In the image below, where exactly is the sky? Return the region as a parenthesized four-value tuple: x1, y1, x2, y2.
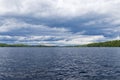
(0, 0, 120, 45)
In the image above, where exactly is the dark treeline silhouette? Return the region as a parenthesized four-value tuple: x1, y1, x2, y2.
(0, 43, 56, 47)
(83, 40, 120, 47)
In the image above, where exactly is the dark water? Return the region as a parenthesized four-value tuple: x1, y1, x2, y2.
(0, 48, 120, 80)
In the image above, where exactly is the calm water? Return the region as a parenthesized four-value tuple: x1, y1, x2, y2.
(0, 47, 120, 80)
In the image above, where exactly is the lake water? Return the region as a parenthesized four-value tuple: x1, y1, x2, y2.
(0, 47, 120, 80)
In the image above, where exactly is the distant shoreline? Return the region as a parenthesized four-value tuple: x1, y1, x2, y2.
(76, 40, 120, 47)
(0, 40, 120, 47)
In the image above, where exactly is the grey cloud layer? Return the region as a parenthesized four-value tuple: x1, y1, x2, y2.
(0, 18, 105, 45)
(0, 0, 120, 45)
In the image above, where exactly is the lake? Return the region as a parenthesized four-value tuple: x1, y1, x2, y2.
(0, 47, 120, 80)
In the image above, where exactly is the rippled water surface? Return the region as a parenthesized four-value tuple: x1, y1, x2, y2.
(0, 47, 120, 80)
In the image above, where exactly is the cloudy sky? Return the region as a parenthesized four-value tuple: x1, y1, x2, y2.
(0, 0, 120, 45)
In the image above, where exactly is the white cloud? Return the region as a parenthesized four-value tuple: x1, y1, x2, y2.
(0, 35, 105, 46)
(0, 18, 69, 33)
(53, 35, 105, 45)
(0, 18, 27, 32)
(0, 0, 120, 19)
